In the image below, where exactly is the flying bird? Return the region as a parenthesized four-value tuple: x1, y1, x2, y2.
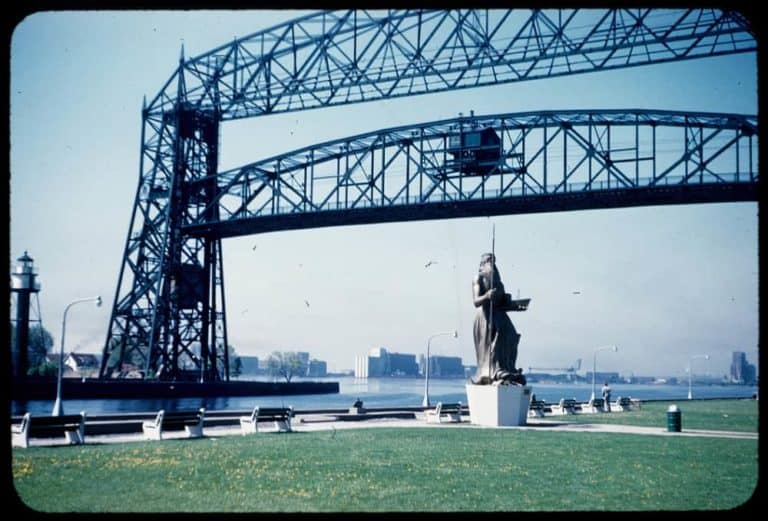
(304, 300, 311, 308)
(252, 244, 258, 250)
(572, 291, 581, 295)
(425, 260, 438, 268)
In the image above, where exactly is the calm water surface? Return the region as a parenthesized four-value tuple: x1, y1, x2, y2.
(10, 376, 758, 416)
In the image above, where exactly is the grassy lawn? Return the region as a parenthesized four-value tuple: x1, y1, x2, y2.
(544, 399, 758, 432)
(11, 399, 758, 513)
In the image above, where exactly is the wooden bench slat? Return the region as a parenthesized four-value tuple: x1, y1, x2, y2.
(23, 415, 83, 426)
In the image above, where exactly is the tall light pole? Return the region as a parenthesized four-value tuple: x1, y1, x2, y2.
(52, 296, 102, 416)
(687, 354, 710, 400)
(423, 330, 458, 407)
(591, 345, 618, 400)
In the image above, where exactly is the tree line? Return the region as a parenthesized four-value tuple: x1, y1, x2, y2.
(11, 322, 307, 383)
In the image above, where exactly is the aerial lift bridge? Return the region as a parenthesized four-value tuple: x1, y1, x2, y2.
(98, 9, 757, 381)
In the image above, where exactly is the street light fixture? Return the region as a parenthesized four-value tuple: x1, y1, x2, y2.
(52, 296, 102, 416)
(687, 354, 710, 400)
(591, 345, 618, 401)
(422, 330, 458, 407)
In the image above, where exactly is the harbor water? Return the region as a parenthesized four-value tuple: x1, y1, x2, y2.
(10, 376, 758, 416)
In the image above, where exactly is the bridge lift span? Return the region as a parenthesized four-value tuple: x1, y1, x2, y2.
(98, 8, 757, 381)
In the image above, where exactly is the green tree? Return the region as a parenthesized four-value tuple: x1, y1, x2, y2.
(9, 322, 56, 375)
(267, 351, 305, 383)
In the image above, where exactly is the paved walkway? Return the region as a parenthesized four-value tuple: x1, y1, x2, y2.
(18, 413, 758, 447)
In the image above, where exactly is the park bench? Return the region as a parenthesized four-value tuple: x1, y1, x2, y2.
(11, 412, 87, 448)
(425, 402, 463, 424)
(239, 406, 294, 434)
(551, 398, 579, 415)
(581, 397, 605, 413)
(142, 408, 205, 440)
(527, 399, 549, 418)
(613, 396, 633, 412)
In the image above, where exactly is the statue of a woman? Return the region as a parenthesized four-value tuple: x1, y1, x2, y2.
(471, 253, 525, 385)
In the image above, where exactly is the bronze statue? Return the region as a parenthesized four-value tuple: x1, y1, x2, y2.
(471, 253, 528, 385)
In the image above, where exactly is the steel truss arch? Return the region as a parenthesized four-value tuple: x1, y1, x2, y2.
(149, 8, 755, 120)
(100, 8, 757, 380)
(183, 109, 758, 237)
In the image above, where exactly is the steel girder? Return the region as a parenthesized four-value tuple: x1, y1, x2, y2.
(182, 109, 758, 237)
(100, 8, 756, 380)
(148, 9, 754, 120)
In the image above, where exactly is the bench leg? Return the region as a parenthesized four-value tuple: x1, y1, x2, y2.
(240, 420, 256, 435)
(11, 431, 29, 449)
(65, 430, 83, 445)
(185, 425, 203, 438)
(143, 426, 162, 440)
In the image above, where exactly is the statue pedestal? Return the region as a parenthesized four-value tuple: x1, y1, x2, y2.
(465, 384, 533, 426)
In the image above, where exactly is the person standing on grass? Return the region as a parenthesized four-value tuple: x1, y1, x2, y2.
(602, 382, 612, 412)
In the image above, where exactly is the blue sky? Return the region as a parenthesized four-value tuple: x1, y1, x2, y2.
(9, 10, 758, 377)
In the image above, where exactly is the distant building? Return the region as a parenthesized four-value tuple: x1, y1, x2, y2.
(526, 372, 582, 384)
(730, 351, 757, 384)
(622, 375, 656, 384)
(65, 353, 100, 376)
(388, 352, 419, 376)
(296, 351, 310, 366)
(355, 347, 419, 378)
(649, 376, 679, 385)
(355, 354, 383, 378)
(238, 356, 261, 375)
(307, 359, 327, 377)
(419, 354, 464, 378)
(585, 371, 620, 384)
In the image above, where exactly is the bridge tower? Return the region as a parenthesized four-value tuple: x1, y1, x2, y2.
(99, 54, 229, 381)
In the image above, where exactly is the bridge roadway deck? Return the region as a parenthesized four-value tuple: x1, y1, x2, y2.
(14, 409, 757, 447)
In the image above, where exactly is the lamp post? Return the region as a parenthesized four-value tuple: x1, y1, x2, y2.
(591, 345, 618, 401)
(422, 330, 458, 407)
(52, 296, 102, 416)
(687, 354, 710, 400)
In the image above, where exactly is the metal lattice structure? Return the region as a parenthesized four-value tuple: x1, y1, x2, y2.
(183, 109, 758, 237)
(100, 9, 757, 381)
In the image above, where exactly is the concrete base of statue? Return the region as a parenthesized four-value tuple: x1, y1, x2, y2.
(465, 383, 533, 426)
